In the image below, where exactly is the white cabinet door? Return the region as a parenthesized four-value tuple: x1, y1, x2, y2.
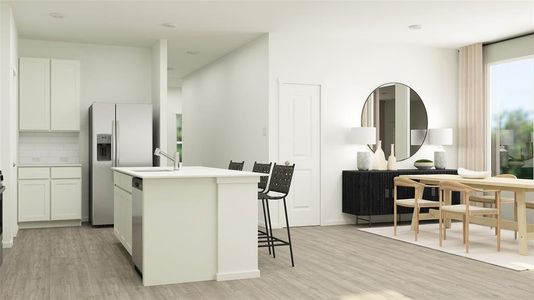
(113, 186, 132, 255)
(18, 180, 51, 222)
(51, 59, 80, 131)
(19, 58, 50, 131)
(114, 186, 123, 240)
(123, 191, 132, 254)
(51, 179, 81, 220)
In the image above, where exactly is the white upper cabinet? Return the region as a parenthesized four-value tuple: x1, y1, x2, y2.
(19, 58, 51, 131)
(19, 57, 80, 132)
(51, 59, 80, 131)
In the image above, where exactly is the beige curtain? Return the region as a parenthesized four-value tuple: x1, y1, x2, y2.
(458, 43, 486, 171)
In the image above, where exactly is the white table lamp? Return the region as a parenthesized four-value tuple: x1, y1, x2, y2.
(428, 128, 453, 169)
(350, 127, 376, 170)
(411, 129, 427, 145)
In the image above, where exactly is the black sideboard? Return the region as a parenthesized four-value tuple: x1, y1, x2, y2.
(342, 169, 458, 224)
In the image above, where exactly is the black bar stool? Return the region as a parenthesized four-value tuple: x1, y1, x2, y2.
(228, 160, 245, 171)
(258, 163, 296, 267)
(252, 162, 273, 255)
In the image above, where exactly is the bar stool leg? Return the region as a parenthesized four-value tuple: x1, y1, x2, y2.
(261, 199, 272, 255)
(265, 199, 276, 258)
(283, 197, 295, 267)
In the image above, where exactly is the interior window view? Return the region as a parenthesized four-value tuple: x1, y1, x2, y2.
(490, 57, 534, 179)
(1, 1, 534, 299)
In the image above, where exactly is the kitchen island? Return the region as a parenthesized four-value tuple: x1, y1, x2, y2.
(112, 166, 262, 286)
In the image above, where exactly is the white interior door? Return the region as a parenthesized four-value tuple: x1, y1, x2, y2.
(278, 83, 321, 226)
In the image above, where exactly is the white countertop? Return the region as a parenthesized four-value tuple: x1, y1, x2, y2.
(18, 163, 82, 167)
(112, 166, 265, 179)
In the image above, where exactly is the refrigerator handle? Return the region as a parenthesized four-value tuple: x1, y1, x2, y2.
(111, 120, 116, 167)
(116, 121, 120, 166)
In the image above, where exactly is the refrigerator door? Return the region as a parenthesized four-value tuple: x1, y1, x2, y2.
(116, 104, 153, 167)
(90, 103, 116, 226)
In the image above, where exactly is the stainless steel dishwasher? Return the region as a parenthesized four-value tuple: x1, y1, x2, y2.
(132, 177, 143, 275)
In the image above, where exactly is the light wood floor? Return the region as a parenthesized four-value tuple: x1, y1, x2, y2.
(1, 224, 534, 300)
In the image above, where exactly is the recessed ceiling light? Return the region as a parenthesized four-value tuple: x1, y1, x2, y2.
(186, 51, 199, 55)
(408, 24, 422, 30)
(49, 12, 65, 19)
(161, 22, 177, 29)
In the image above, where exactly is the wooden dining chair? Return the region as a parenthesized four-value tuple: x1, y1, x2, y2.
(393, 177, 440, 241)
(439, 181, 501, 253)
(470, 174, 517, 238)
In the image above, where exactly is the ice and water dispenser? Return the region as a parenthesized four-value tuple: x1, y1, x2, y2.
(97, 134, 112, 161)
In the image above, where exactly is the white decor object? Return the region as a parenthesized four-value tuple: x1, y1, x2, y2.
(387, 144, 397, 170)
(457, 168, 491, 179)
(350, 127, 376, 170)
(414, 161, 434, 170)
(372, 140, 387, 170)
(429, 128, 453, 169)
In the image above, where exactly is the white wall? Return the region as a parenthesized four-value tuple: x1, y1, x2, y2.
(182, 35, 269, 169)
(151, 40, 168, 166)
(0, 3, 19, 247)
(268, 33, 458, 226)
(167, 88, 182, 157)
(18, 39, 152, 220)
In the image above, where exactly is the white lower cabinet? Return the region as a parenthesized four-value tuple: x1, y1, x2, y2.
(18, 180, 51, 222)
(18, 166, 82, 227)
(51, 179, 82, 220)
(114, 180, 132, 255)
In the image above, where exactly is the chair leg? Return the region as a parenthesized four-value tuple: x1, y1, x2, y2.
(514, 201, 518, 240)
(393, 203, 397, 236)
(439, 209, 443, 247)
(463, 215, 466, 244)
(414, 207, 419, 241)
(465, 215, 470, 254)
(283, 197, 295, 267)
(261, 199, 272, 255)
(265, 199, 275, 258)
(497, 212, 501, 252)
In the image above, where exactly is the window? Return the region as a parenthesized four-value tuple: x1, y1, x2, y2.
(489, 56, 534, 179)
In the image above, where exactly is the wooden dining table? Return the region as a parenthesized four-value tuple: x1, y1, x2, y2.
(400, 174, 534, 255)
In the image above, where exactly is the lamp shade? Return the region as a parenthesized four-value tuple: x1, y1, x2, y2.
(411, 129, 427, 145)
(500, 129, 514, 146)
(350, 127, 376, 145)
(428, 128, 453, 146)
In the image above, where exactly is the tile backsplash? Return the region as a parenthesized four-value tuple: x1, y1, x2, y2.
(19, 132, 80, 164)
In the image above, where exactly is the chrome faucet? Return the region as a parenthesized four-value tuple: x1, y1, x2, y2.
(154, 148, 180, 170)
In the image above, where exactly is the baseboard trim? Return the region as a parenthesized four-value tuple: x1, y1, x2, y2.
(19, 220, 81, 229)
(216, 269, 260, 281)
(2, 238, 14, 248)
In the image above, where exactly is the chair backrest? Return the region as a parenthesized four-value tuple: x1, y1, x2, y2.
(496, 174, 517, 179)
(252, 161, 272, 190)
(394, 177, 425, 189)
(228, 160, 245, 171)
(439, 181, 478, 194)
(267, 163, 295, 195)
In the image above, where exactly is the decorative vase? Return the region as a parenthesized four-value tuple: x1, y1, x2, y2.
(372, 140, 387, 170)
(434, 150, 446, 169)
(357, 151, 372, 170)
(387, 144, 397, 170)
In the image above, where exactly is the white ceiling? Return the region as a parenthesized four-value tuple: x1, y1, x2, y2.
(8, 1, 534, 81)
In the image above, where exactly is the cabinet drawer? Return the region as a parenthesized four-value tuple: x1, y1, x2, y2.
(18, 167, 50, 179)
(51, 167, 81, 179)
(113, 171, 132, 193)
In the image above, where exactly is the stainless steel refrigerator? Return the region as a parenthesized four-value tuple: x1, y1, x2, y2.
(89, 103, 153, 226)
